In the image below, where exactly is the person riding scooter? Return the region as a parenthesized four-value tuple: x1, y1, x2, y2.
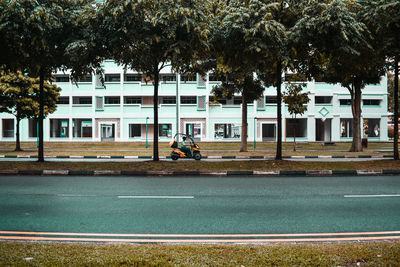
(180, 136, 192, 156)
(169, 133, 201, 160)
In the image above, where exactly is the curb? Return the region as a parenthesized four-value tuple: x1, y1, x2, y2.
(0, 169, 398, 177)
(0, 155, 394, 160)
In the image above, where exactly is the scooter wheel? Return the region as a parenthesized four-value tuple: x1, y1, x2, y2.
(194, 153, 201, 160)
(171, 154, 179, 161)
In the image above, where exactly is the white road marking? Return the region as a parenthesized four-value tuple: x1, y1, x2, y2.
(117, 196, 194, 199)
(344, 194, 400, 198)
(56, 194, 96, 197)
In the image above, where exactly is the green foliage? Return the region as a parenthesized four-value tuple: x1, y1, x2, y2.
(0, 0, 96, 78)
(366, 0, 400, 60)
(292, 0, 386, 89)
(103, 0, 210, 75)
(212, 73, 264, 103)
(0, 71, 60, 119)
(283, 83, 310, 118)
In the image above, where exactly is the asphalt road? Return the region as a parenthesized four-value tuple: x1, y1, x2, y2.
(0, 175, 399, 242)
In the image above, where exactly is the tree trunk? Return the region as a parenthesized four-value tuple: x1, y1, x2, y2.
(15, 117, 22, 151)
(349, 79, 363, 152)
(153, 63, 159, 161)
(276, 61, 282, 160)
(38, 67, 45, 162)
(394, 57, 399, 160)
(240, 91, 248, 152)
(293, 116, 296, 152)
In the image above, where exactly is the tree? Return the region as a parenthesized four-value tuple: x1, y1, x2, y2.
(293, 0, 386, 152)
(283, 82, 310, 151)
(0, 0, 96, 161)
(212, 73, 264, 152)
(214, 0, 293, 159)
(0, 71, 60, 151)
(388, 72, 400, 114)
(368, 0, 400, 159)
(102, 0, 210, 161)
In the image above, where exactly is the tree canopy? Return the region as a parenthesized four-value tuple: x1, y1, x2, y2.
(0, 71, 60, 151)
(102, 0, 210, 160)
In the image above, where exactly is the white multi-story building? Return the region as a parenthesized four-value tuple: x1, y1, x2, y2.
(0, 60, 390, 143)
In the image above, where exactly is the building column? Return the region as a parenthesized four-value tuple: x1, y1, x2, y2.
(331, 115, 341, 142)
(307, 115, 316, 142)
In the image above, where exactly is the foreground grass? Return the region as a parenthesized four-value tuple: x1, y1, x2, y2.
(1, 241, 400, 266)
(0, 160, 399, 171)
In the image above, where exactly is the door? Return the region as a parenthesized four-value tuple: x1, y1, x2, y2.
(186, 123, 201, 142)
(262, 124, 276, 141)
(101, 124, 115, 142)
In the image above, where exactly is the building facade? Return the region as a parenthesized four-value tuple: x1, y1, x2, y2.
(0, 60, 390, 143)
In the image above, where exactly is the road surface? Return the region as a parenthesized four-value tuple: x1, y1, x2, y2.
(0, 175, 399, 243)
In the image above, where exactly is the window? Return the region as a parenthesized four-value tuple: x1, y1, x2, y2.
(315, 96, 332, 104)
(55, 75, 69, 83)
(95, 96, 103, 110)
(265, 96, 277, 104)
(180, 75, 196, 82)
(161, 74, 176, 82)
(2, 119, 14, 138)
(181, 96, 197, 104)
(363, 99, 381, 106)
(78, 75, 92, 83)
(50, 119, 69, 138)
(364, 119, 380, 137)
(340, 119, 353, 137)
(160, 96, 176, 104)
(233, 96, 242, 105)
(105, 74, 120, 82)
(73, 119, 92, 138)
(73, 97, 92, 105)
(257, 97, 265, 110)
(214, 124, 241, 139)
(340, 99, 351, 106)
(104, 96, 120, 105)
(286, 119, 307, 137)
(129, 124, 141, 137)
(28, 119, 38, 138)
(124, 96, 142, 104)
(95, 74, 103, 88)
(159, 124, 172, 137)
(125, 74, 142, 82)
(56, 96, 69, 105)
(197, 96, 206, 110)
(197, 74, 206, 87)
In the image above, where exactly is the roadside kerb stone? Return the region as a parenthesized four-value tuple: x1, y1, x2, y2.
(18, 170, 43, 175)
(382, 169, 400, 175)
(147, 171, 174, 176)
(227, 171, 253, 176)
(68, 170, 94, 176)
(0, 170, 18, 175)
(173, 171, 201, 176)
(17, 155, 30, 158)
(70, 156, 84, 159)
(357, 170, 382, 175)
(43, 170, 69, 175)
(306, 170, 333, 176)
(280, 170, 307, 176)
(94, 170, 121, 176)
(120, 170, 147, 176)
(199, 171, 227, 176)
(253, 170, 280, 176)
(332, 170, 358, 175)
